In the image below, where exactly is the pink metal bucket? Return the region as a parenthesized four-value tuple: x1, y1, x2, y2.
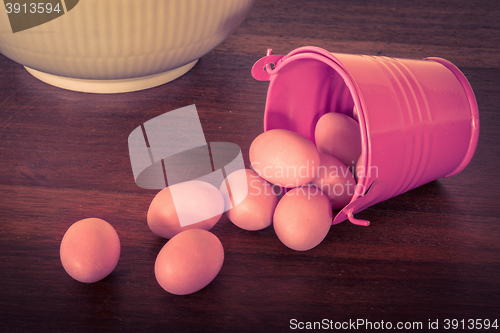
(251, 46, 479, 226)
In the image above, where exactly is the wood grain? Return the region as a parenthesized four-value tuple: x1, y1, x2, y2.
(1, 0, 499, 332)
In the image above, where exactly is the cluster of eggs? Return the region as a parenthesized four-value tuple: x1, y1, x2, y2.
(60, 110, 362, 295)
(247, 110, 362, 250)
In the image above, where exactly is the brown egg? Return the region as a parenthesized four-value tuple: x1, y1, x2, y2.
(315, 112, 361, 169)
(60, 218, 120, 283)
(273, 186, 332, 251)
(249, 129, 320, 188)
(220, 169, 279, 231)
(147, 180, 224, 239)
(311, 153, 356, 209)
(155, 229, 224, 295)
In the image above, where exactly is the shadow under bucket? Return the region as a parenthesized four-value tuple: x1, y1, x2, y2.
(251, 46, 479, 226)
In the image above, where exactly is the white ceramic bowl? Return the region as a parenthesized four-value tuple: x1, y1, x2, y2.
(0, 0, 255, 93)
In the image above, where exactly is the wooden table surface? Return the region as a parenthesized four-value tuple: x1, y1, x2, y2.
(1, 0, 499, 332)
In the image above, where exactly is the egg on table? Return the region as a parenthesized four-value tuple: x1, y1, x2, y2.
(60, 218, 120, 283)
(220, 168, 279, 231)
(273, 186, 333, 251)
(147, 180, 225, 239)
(249, 129, 320, 188)
(155, 229, 224, 295)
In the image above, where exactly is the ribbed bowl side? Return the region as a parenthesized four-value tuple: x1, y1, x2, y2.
(0, 0, 255, 79)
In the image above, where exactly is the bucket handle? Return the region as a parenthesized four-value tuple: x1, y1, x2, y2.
(251, 47, 347, 81)
(251, 49, 284, 81)
(333, 180, 388, 226)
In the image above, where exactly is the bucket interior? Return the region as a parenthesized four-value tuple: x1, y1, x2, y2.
(264, 57, 357, 144)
